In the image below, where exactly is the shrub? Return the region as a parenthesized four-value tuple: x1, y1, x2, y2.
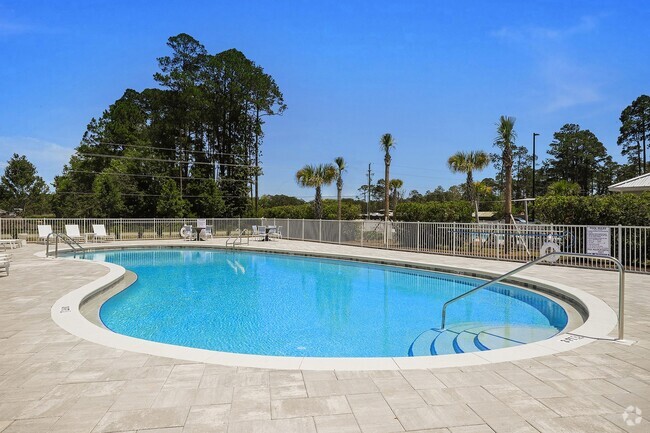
(395, 201, 473, 222)
(535, 193, 650, 225)
(260, 202, 361, 220)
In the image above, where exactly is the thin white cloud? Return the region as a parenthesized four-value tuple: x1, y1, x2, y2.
(492, 16, 597, 42)
(0, 137, 74, 186)
(492, 16, 603, 112)
(0, 17, 36, 36)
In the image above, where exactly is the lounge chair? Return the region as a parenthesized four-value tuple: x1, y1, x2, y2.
(251, 225, 264, 241)
(65, 225, 85, 243)
(37, 225, 53, 243)
(0, 253, 11, 275)
(0, 239, 19, 250)
(91, 224, 115, 242)
(257, 226, 267, 241)
(267, 225, 282, 240)
(200, 225, 214, 241)
(180, 225, 196, 241)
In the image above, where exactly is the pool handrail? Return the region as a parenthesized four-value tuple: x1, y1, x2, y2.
(226, 229, 250, 248)
(45, 232, 85, 258)
(440, 252, 625, 340)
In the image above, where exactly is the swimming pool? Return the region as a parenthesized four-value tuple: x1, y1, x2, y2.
(86, 248, 568, 358)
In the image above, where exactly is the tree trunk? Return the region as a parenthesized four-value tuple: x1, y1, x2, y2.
(643, 136, 648, 173)
(384, 159, 390, 221)
(337, 185, 342, 220)
(466, 171, 478, 223)
(392, 189, 398, 218)
(314, 186, 322, 219)
(504, 163, 513, 254)
(254, 108, 260, 216)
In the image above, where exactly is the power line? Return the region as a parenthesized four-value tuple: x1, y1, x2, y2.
(99, 142, 250, 159)
(78, 153, 256, 169)
(68, 170, 250, 183)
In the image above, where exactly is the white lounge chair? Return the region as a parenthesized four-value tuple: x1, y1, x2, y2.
(251, 225, 263, 241)
(37, 225, 53, 243)
(0, 239, 19, 250)
(268, 225, 282, 240)
(180, 225, 196, 241)
(65, 225, 84, 243)
(92, 224, 115, 242)
(257, 226, 267, 241)
(200, 225, 214, 241)
(0, 253, 11, 275)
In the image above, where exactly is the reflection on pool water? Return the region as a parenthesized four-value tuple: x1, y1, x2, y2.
(82, 249, 568, 358)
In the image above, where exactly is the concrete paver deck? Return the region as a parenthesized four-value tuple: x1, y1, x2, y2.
(0, 240, 648, 432)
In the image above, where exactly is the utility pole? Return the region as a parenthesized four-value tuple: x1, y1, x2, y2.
(532, 133, 539, 221)
(366, 163, 372, 220)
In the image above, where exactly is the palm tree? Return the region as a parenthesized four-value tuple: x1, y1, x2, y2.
(389, 178, 403, 217)
(295, 163, 337, 219)
(334, 157, 346, 220)
(380, 133, 395, 221)
(494, 116, 517, 225)
(447, 150, 490, 222)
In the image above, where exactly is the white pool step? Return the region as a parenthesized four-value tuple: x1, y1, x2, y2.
(408, 329, 442, 356)
(408, 323, 559, 356)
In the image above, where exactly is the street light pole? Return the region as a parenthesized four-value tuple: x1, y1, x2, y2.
(532, 133, 539, 221)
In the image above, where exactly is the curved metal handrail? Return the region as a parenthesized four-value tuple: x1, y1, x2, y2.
(440, 252, 625, 340)
(46, 232, 85, 258)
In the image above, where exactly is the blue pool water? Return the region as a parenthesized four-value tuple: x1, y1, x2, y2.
(84, 249, 568, 357)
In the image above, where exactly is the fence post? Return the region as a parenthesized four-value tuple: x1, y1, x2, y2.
(238, 218, 241, 233)
(338, 220, 341, 244)
(452, 222, 456, 256)
(618, 224, 622, 263)
(319, 219, 322, 243)
(417, 222, 420, 252)
(360, 221, 364, 247)
(302, 219, 305, 241)
(286, 219, 290, 240)
(120, 218, 123, 241)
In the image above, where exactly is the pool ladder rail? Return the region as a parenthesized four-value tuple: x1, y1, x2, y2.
(440, 252, 626, 341)
(45, 232, 85, 258)
(226, 229, 250, 248)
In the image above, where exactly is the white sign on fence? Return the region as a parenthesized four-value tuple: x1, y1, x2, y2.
(587, 226, 611, 256)
(196, 219, 207, 229)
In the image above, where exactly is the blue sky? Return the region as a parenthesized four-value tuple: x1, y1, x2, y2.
(1, 1, 648, 200)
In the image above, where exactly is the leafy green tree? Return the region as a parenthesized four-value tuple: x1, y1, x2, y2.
(447, 150, 490, 222)
(190, 180, 226, 217)
(0, 154, 50, 215)
(54, 33, 286, 218)
(494, 116, 517, 225)
(380, 133, 395, 221)
(618, 95, 650, 175)
(92, 172, 126, 217)
(258, 194, 305, 208)
(295, 164, 336, 219)
(545, 124, 609, 195)
(334, 157, 346, 220)
(156, 180, 188, 217)
(546, 180, 581, 196)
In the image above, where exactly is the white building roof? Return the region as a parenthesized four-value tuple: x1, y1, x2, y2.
(608, 172, 650, 192)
